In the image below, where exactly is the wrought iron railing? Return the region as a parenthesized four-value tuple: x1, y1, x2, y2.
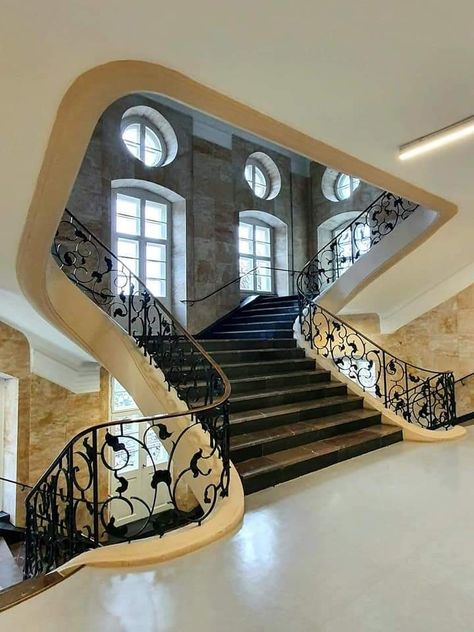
(297, 191, 456, 429)
(182, 265, 301, 306)
(24, 210, 231, 578)
(454, 372, 474, 423)
(297, 191, 419, 300)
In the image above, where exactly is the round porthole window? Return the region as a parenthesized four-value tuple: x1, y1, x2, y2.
(321, 168, 361, 202)
(121, 106, 178, 168)
(244, 153, 281, 200)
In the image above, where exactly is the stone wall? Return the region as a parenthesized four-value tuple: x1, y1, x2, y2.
(369, 283, 474, 418)
(0, 321, 109, 525)
(68, 94, 313, 334)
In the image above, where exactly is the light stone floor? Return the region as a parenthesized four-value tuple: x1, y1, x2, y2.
(3, 430, 474, 631)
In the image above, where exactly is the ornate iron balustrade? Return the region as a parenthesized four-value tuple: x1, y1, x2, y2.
(24, 210, 231, 578)
(298, 303, 455, 429)
(454, 372, 474, 423)
(297, 191, 419, 300)
(296, 190, 455, 429)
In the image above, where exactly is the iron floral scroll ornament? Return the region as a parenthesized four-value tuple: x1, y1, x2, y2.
(24, 210, 231, 578)
(297, 192, 456, 430)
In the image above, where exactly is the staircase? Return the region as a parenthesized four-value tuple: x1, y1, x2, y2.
(200, 295, 402, 494)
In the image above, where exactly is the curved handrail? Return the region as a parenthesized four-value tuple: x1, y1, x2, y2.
(296, 191, 455, 429)
(24, 209, 232, 578)
(181, 265, 301, 305)
(297, 191, 419, 300)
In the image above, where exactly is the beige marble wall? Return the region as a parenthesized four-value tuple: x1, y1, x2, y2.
(369, 283, 474, 418)
(0, 321, 110, 525)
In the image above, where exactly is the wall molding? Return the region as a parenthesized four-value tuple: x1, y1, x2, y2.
(30, 347, 100, 394)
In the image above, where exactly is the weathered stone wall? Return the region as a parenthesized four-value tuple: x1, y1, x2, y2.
(0, 321, 109, 525)
(68, 94, 313, 333)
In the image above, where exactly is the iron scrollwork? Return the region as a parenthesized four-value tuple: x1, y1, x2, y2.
(297, 192, 419, 300)
(297, 191, 456, 430)
(24, 210, 231, 578)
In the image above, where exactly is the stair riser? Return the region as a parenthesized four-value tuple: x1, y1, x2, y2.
(231, 398, 363, 435)
(215, 322, 294, 332)
(200, 339, 296, 351)
(241, 431, 403, 494)
(230, 314, 297, 324)
(231, 415, 381, 462)
(209, 330, 292, 339)
(241, 307, 299, 317)
(222, 360, 316, 379)
(209, 348, 305, 364)
(256, 297, 299, 305)
(230, 371, 330, 395)
(231, 384, 347, 413)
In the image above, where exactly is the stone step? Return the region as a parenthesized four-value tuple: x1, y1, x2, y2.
(209, 329, 292, 339)
(236, 425, 403, 494)
(240, 305, 299, 316)
(186, 369, 329, 399)
(230, 369, 330, 394)
(256, 295, 299, 305)
(214, 321, 294, 332)
(230, 394, 363, 435)
(230, 313, 297, 323)
(219, 358, 316, 379)
(199, 338, 297, 351)
(208, 347, 305, 364)
(231, 409, 382, 462)
(230, 381, 346, 413)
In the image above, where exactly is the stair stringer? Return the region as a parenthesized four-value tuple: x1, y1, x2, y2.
(293, 319, 465, 442)
(15, 257, 244, 568)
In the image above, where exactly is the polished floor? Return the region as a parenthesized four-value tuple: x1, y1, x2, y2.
(3, 430, 474, 631)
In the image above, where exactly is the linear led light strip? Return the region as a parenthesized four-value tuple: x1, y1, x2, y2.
(399, 115, 474, 160)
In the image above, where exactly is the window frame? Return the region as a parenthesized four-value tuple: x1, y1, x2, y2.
(334, 173, 361, 202)
(112, 186, 171, 300)
(331, 219, 371, 279)
(239, 218, 274, 295)
(244, 159, 270, 199)
(121, 115, 167, 168)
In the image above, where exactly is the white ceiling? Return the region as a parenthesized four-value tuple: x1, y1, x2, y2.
(0, 0, 473, 360)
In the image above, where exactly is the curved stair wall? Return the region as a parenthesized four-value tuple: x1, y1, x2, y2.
(17, 211, 244, 578)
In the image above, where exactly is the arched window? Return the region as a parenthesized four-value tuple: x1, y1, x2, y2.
(122, 120, 164, 167)
(239, 219, 273, 293)
(332, 220, 371, 277)
(112, 187, 170, 298)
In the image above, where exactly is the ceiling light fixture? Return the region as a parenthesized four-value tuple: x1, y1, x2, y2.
(399, 115, 474, 160)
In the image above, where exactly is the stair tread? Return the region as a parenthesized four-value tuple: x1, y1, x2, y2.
(235, 426, 401, 477)
(230, 394, 361, 423)
(230, 409, 381, 449)
(215, 328, 293, 333)
(230, 369, 328, 384)
(200, 338, 296, 343)
(230, 381, 341, 403)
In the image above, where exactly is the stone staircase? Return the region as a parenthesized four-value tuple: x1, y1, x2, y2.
(200, 295, 402, 494)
